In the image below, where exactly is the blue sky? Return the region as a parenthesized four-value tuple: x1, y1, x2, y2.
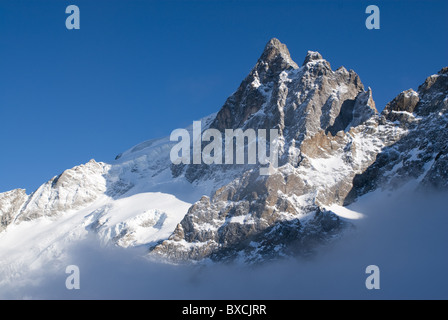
(0, 0, 447, 193)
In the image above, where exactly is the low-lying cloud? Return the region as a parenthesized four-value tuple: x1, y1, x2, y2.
(1, 191, 447, 300)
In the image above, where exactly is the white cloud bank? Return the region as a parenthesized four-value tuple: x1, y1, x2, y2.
(1, 190, 447, 300)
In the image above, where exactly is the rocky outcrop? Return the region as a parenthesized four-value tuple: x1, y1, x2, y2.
(382, 89, 420, 124)
(211, 38, 299, 132)
(345, 67, 448, 203)
(0, 189, 28, 231)
(415, 67, 448, 116)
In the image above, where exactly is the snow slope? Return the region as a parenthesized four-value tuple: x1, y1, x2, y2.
(0, 114, 218, 286)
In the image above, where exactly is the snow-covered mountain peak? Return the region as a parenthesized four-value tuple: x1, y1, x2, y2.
(0, 39, 446, 275)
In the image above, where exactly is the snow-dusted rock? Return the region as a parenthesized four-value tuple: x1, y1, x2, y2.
(0, 39, 446, 269)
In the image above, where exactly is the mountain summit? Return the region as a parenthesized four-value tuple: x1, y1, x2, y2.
(196, 39, 376, 185)
(152, 39, 387, 262)
(257, 37, 299, 73)
(302, 50, 323, 65)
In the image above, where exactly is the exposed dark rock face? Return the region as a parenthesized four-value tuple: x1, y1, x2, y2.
(382, 89, 420, 124)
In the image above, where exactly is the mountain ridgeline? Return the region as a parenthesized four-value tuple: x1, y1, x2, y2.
(0, 39, 447, 266)
(152, 39, 447, 262)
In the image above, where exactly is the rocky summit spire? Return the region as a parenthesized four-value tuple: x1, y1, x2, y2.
(259, 38, 298, 69)
(302, 50, 323, 65)
(210, 38, 300, 131)
(210, 38, 370, 135)
(253, 38, 299, 81)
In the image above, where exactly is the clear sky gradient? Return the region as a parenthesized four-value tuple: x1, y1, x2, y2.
(0, 0, 447, 193)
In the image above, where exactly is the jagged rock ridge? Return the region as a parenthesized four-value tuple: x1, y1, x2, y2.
(151, 39, 410, 263)
(345, 67, 448, 203)
(0, 39, 446, 268)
